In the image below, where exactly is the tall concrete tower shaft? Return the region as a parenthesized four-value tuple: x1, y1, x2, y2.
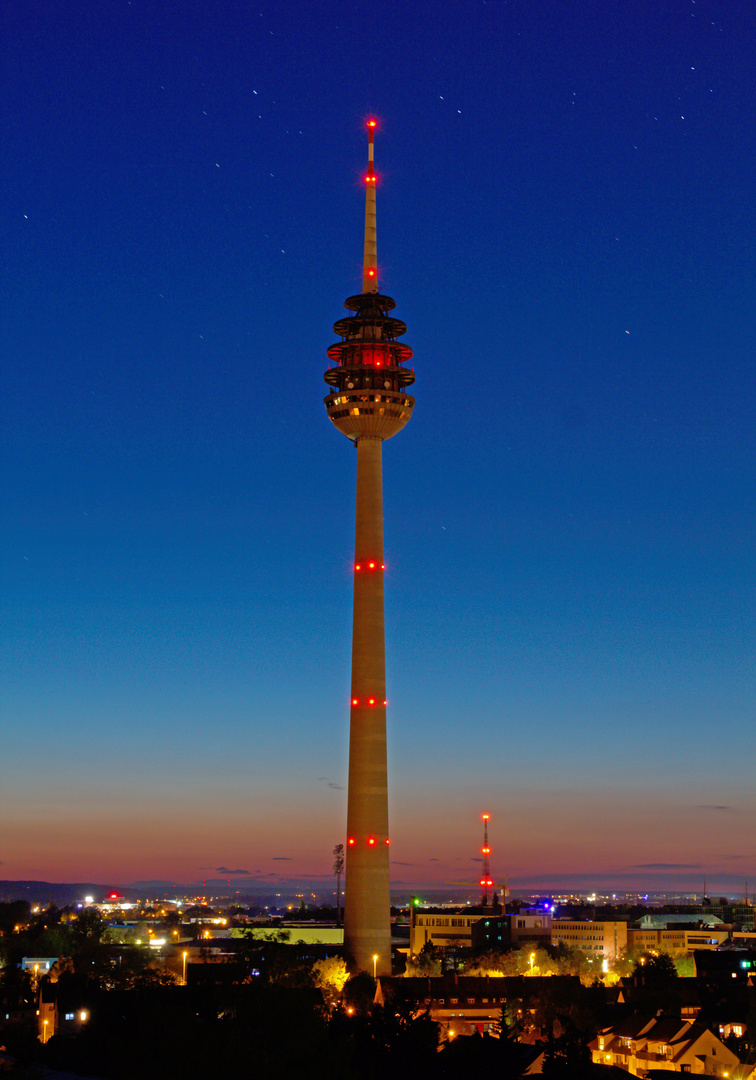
(323, 122, 416, 975)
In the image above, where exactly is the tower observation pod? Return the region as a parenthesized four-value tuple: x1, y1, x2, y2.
(323, 121, 416, 976)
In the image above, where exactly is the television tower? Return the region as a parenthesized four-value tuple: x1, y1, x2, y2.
(323, 120, 416, 975)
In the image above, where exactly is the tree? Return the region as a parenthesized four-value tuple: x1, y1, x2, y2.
(312, 956, 349, 1010)
(637, 951, 677, 980)
(540, 1021, 593, 1077)
(0, 962, 35, 1010)
(347, 998, 439, 1080)
(333, 843, 345, 927)
(404, 942, 442, 977)
(631, 951, 681, 1015)
(232, 929, 314, 987)
(0, 901, 31, 936)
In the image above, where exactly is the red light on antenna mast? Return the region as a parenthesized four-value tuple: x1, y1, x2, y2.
(482, 813, 490, 820)
(368, 119, 377, 128)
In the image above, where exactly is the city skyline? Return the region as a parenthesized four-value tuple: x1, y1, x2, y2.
(3, 0, 755, 896)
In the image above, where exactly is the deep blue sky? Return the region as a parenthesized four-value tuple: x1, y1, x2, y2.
(2, 0, 754, 897)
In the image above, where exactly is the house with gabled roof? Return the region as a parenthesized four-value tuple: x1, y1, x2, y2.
(590, 1014, 745, 1075)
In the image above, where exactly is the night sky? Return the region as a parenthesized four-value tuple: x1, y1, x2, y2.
(3, 0, 755, 898)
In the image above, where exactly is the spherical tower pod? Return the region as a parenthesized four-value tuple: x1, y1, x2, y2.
(324, 122, 415, 443)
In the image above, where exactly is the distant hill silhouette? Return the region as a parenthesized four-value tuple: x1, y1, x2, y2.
(0, 881, 143, 905)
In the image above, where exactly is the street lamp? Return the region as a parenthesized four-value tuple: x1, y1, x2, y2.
(182, 951, 188, 985)
(373, 954, 378, 979)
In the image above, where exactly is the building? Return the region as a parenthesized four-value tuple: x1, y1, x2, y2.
(591, 1015, 743, 1076)
(20, 957, 57, 979)
(323, 121, 416, 975)
(472, 913, 552, 952)
(627, 925, 730, 954)
(376, 974, 582, 1041)
(551, 919, 628, 962)
(410, 909, 487, 954)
